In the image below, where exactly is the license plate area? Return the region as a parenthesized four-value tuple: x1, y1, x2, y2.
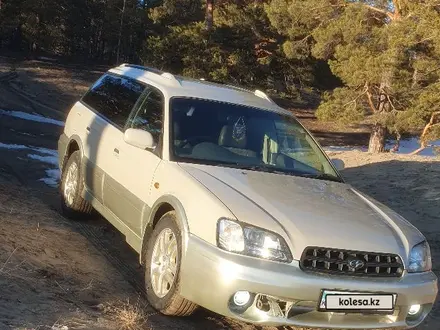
(318, 290, 397, 314)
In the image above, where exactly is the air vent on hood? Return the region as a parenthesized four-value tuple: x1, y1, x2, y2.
(300, 247, 404, 278)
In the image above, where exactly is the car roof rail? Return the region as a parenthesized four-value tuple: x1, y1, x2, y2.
(196, 79, 275, 104)
(118, 63, 182, 87)
(254, 89, 275, 103)
(121, 63, 164, 74)
(225, 84, 254, 94)
(201, 79, 272, 101)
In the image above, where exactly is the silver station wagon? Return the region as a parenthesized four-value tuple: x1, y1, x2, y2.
(58, 64, 438, 329)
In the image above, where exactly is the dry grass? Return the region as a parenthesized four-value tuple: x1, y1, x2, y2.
(104, 298, 150, 330)
(0, 247, 18, 273)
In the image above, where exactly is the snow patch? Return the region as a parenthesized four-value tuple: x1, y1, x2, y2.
(0, 142, 61, 186)
(27, 154, 58, 166)
(386, 138, 440, 156)
(39, 177, 58, 187)
(32, 147, 58, 157)
(0, 109, 64, 126)
(39, 169, 60, 187)
(0, 143, 29, 150)
(325, 137, 440, 156)
(324, 145, 368, 152)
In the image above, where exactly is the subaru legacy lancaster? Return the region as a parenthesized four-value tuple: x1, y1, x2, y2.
(58, 64, 438, 328)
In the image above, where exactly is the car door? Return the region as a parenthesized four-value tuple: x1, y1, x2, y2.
(80, 73, 145, 203)
(103, 86, 164, 237)
(64, 98, 105, 203)
(81, 74, 147, 229)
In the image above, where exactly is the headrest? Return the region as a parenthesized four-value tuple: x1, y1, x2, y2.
(218, 116, 247, 149)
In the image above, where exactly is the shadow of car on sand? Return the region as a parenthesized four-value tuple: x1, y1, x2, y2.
(341, 159, 440, 329)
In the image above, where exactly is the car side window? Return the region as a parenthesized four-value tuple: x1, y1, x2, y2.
(126, 87, 164, 141)
(81, 74, 146, 128)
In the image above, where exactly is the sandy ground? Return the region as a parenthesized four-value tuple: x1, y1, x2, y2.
(0, 171, 136, 330)
(0, 56, 439, 329)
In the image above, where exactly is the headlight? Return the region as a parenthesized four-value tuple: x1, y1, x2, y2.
(408, 241, 432, 273)
(217, 218, 293, 263)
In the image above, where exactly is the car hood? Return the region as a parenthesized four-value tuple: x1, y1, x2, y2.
(179, 163, 425, 262)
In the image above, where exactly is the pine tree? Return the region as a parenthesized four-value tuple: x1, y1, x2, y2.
(142, 0, 317, 97)
(266, 0, 440, 153)
(0, 0, 149, 62)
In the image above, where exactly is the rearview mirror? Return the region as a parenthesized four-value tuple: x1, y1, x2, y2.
(124, 128, 156, 150)
(331, 158, 345, 171)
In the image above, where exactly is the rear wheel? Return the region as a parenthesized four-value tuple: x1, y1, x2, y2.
(60, 150, 93, 218)
(144, 211, 198, 316)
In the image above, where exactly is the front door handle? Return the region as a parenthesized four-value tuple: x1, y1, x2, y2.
(114, 148, 119, 154)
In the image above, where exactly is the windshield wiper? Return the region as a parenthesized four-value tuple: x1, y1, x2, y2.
(303, 173, 343, 183)
(248, 167, 343, 183)
(238, 164, 281, 173)
(239, 165, 303, 176)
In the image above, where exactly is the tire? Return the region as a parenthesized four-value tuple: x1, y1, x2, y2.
(60, 150, 93, 218)
(144, 211, 198, 316)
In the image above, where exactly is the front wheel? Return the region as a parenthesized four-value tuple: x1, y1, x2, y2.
(144, 211, 198, 316)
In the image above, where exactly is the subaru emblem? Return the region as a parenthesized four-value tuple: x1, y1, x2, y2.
(348, 259, 365, 270)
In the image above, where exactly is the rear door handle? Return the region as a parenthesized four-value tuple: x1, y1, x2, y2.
(114, 148, 119, 154)
(86, 126, 91, 132)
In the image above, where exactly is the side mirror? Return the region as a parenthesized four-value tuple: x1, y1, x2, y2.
(331, 158, 345, 171)
(124, 128, 156, 150)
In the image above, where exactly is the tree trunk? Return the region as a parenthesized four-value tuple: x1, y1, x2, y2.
(410, 143, 428, 156)
(367, 76, 391, 153)
(33, 13, 40, 54)
(205, 0, 214, 32)
(116, 0, 126, 64)
(410, 111, 440, 155)
(368, 124, 386, 153)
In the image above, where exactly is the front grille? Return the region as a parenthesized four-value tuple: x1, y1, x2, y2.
(300, 247, 404, 277)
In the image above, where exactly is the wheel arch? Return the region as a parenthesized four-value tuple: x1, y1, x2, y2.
(61, 135, 84, 172)
(140, 195, 190, 265)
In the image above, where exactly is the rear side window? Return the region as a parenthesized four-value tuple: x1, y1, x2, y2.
(82, 74, 146, 128)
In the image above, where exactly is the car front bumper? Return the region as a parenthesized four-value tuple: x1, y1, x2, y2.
(179, 235, 438, 329)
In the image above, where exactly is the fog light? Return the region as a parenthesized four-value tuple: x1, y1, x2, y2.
(233, 291, 251, 306)
(408, 304, 421, 316)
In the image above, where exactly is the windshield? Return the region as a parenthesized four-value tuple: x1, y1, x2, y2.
(170, 98, 340, 181)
